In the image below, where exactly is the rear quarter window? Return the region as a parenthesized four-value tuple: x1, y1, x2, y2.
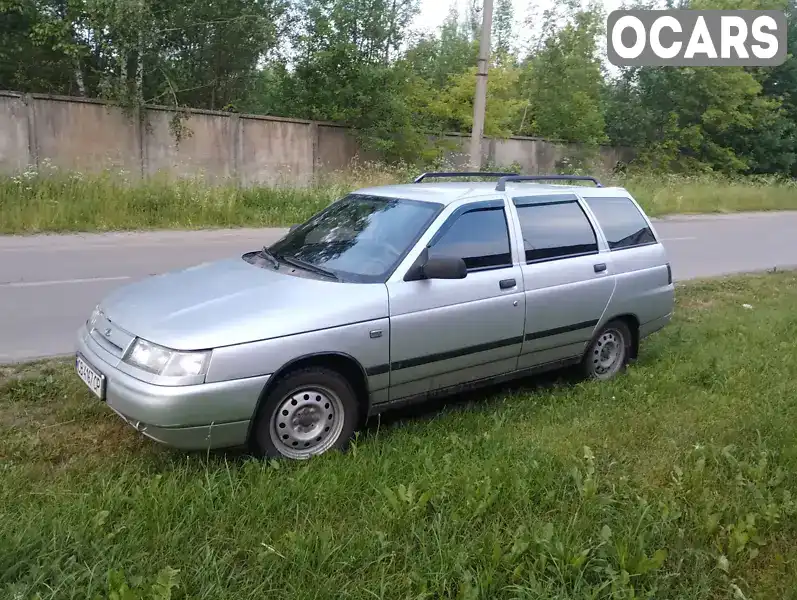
(583, 196, 657, 250)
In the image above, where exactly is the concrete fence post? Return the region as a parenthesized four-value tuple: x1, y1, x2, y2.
(134, 105, 144, 180)
(229, 113, 241, 184)
(309, 122, 319, 180)
(23, 94, 38, 170)
(140, 106, 149, 179)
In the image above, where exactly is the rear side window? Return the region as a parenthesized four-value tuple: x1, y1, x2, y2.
(583, 196, 657, 250)
(429, 206, 512, 270)
(514, 197, 599, 262)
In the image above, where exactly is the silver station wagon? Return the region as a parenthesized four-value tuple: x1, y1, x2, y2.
(75, 173, 674, 460)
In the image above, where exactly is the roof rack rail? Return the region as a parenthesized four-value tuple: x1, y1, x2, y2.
(413, 171, 518, 183)
(494, 174, 603, 191)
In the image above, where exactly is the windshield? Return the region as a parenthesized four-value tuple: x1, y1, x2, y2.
(268, 193, 443, 283)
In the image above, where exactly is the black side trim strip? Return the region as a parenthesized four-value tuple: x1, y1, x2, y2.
(366, 364, 390, 376)
(388, 355, 512, 388)
(525, 319, 598, 341)
(367, 324, 596, 378)
(519, 340, 590, 358)
(392, 336, 524, 371)
(376, 335, 589, 386)
(369, 355, 582, 414)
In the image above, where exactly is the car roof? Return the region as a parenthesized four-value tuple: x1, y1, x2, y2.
(352, 181, 631, 206)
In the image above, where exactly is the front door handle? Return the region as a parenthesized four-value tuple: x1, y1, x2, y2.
(499, 278, 516, 289)
(594, 263, 607, 273)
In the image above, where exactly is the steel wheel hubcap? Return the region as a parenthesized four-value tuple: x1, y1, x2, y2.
(270, 386, 344, 459)
(590, 330, 624, 377)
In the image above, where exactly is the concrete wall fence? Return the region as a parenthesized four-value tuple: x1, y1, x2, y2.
(0, 91, 634, 186)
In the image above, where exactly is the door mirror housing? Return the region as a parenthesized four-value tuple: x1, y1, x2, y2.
(404, 247, 467, 281)
(422, 256, 467, 280)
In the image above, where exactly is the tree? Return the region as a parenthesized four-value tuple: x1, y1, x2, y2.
(24, 0, 96, 96)
(148, 0, 290, 110)
(420, 61, 525, 138)
(492, 0, 514, 63)
(0, 0, 79, 94)
(256, 0, 431, 161)
(1, 0, 290, 112)
(519, 5, 607, 144)
(403, 8, 477, 88)
(604, 0, 794, 174)
(7, 0, 797, 174)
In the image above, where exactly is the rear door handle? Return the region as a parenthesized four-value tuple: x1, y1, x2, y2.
(594, 263, 607, 273)
(499, 278, 516, 289)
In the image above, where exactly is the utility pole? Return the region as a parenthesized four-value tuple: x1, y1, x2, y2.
(468, 0, 494, 170)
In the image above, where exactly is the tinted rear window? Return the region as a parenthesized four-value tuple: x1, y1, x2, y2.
(583, 196, 657, 250)
(514, 198, 599, 262)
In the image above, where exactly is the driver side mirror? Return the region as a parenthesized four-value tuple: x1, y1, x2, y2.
(404, 247, 467, 281)
(422, 256, 467, 280)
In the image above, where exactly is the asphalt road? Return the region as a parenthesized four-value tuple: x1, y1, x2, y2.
(2, 211, 796, 363)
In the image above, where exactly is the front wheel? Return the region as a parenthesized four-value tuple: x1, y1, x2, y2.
(580, 320, 632, 381)
(251, 367, 360, 460)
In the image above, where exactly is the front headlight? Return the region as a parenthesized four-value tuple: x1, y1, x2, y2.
(124, 338, 210, 377)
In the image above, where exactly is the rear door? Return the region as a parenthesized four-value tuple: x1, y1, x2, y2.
(506, 192, 617, 369)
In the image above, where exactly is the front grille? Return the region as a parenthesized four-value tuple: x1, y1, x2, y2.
(89, 312, 136, 358)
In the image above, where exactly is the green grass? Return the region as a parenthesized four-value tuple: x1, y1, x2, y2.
(2, 162, 797, 234)
(2, 272, 797, 599)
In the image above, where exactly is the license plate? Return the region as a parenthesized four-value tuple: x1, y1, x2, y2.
(76, 353, 106, 400)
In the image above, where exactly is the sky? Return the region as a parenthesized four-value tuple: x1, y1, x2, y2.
(411, 0, 630, 34)
(410, 0, 632, 66)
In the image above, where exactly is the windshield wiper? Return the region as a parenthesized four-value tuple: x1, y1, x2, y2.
(278, 254, 340, 281)
(259, 246, 280, 270)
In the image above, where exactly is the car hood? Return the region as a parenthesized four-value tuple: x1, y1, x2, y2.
(99, 257, 389, 350)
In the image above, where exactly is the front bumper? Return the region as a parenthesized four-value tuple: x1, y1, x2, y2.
(76, 325, 271, 450)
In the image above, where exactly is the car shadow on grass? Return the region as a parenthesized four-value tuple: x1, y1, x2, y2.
(178, 355, 660, 466)
(359, 367, 579, 436)
(358, 348, 664, 443)
(173, 368, 578, 466)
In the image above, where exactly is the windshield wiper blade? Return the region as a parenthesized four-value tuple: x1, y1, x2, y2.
(259, 246, 280, 269)
(278, 254, 340, 280)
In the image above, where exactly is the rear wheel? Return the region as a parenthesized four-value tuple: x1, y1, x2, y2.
(580, 320, 632, 381)
(251, 367, 360, 460)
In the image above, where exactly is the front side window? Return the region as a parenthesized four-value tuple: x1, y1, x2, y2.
(267, 194, 442, 282)
(514, 198, 599, 262)
(428, 206, 512, 270)
(583, 196, 657, 250)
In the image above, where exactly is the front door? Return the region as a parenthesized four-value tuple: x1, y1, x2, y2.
(386, 199, 526, 401)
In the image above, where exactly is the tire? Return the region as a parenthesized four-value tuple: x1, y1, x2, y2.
(580, 319, 632, 381)
(251, 367, 360, 460)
